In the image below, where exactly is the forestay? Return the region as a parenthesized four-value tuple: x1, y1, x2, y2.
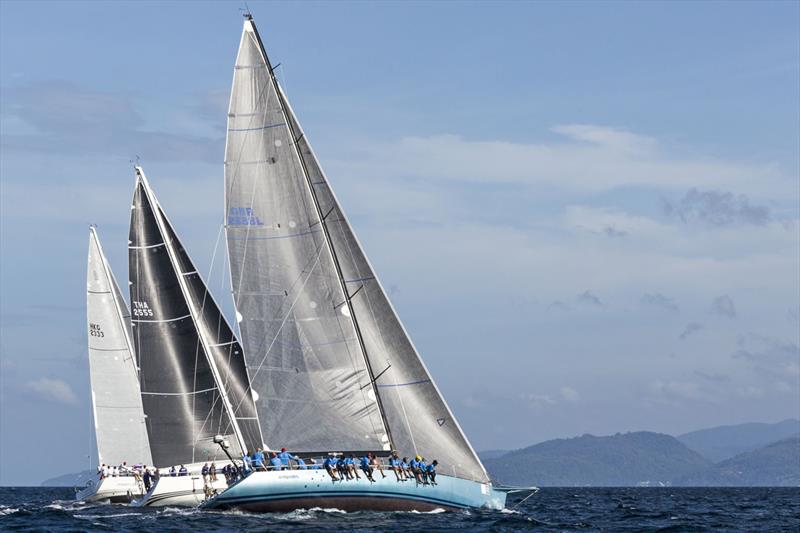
(280, 90, 490, 483)
(224, 20, 389, 454)
(87, 227, 152, 468)
(129, 170, 259, 467)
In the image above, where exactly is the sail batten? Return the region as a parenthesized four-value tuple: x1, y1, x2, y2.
(87, 227, 152, 468)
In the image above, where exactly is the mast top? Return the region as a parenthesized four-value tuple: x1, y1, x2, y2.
(241, 3, 253, 21)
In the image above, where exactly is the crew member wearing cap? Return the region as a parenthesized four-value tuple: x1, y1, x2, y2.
(277, 447, 297, 470)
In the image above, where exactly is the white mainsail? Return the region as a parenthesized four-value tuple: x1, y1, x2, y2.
(87, 226, 152, 467)
(225, 17, 489, 483)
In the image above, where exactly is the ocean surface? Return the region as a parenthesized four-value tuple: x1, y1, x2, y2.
(0, 487, 797, 531)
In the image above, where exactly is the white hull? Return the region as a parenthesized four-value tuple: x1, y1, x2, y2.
(75, 476, 145, 503)
(132, 474, 228, 507)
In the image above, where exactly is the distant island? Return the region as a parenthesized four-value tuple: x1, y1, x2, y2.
(481, 419, 799, 487)
(41, 419, 799, 487)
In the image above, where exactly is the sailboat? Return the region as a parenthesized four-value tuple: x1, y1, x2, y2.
(202, 15, 508, 512)
(128, 166, 262, 507)
(77, 227, 152, 503)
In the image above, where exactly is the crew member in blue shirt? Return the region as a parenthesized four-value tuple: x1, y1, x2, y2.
(296, 457, 307, 470)
(179, 465, 188, 476)
(169, 466, 177, 477)
(347, 454, 361, 480)
(242, 452, 253, 474)
(323, 456, 339, 481)
(336, 456, 349, 480)
(417, 457, 428, 484)
(359, 454, 376, 482)
(269, 452, 283, 471)
(409, 456, 421, 483)
(277, 448, 297, 470)
(427, 460, 438, 485)
(389, 452, 404, 481)
(253, 449, 266, 471)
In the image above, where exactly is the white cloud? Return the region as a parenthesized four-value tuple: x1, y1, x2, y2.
(331, 125, 795, 197)
(520, 392, 556, 409)
(25, 378, 78, 405)
(560, 386, 581, 403)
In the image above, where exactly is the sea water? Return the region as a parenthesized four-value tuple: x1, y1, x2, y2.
(0, 486, 797, 531)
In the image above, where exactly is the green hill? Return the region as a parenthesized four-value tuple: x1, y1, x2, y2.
(677, 419, 800, 462)
(673, 437, 800, 486)
(484, 431, 711, 486)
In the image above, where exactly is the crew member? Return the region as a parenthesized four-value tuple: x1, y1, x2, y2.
(323, 455, 339, 481)
(359, 454, 375, 482)
(427, 460, 438, 485)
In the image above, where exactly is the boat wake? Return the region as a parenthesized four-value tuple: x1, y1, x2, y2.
(0, 505, 19, 516)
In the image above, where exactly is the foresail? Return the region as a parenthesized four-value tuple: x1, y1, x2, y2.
(129, 178, 239, 467)
(87, 227, 152, 467)
(224, 19, 389, 453)
(280, 91, 490, 483)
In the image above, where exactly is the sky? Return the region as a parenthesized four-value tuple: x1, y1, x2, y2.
(0, 0, 798, 485)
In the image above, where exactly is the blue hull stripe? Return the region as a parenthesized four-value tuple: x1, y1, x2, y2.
(212, 489, 468, 509)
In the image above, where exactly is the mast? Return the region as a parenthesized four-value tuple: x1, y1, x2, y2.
(135, 165, 249, 457)
(246, 16, 395, 451)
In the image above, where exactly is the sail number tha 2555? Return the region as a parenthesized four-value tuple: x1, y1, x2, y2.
(132, 301, 154, 317)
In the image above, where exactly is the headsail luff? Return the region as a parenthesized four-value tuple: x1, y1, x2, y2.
(225, 17, 490, 483)
(87, 226, 152, 467)
(129, 167, 260, 467)
(224, 18, 390, 454)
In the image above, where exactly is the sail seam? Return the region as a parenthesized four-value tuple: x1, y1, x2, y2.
(228, 229, 320, 241)
(228, 122, 286, 132)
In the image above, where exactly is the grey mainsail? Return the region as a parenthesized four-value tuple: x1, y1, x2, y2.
(87, 226, 152, 467)
(129, 167, 260, 467)
(224, 19, 389, 454)
(224, 16, 490, 483)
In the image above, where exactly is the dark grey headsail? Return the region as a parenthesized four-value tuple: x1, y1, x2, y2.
(225, 17, 489, 483)
(130, 166, 261, 467)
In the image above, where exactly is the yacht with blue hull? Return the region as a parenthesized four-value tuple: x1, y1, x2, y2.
(203, 471, 507, 512)
(212, 13, 520, 512)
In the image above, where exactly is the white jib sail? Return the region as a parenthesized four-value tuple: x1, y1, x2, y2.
(87, 226, 152, 467)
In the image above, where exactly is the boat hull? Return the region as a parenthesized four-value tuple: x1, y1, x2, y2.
(202, 470, 506, 512)
(132, 474, 228, 507)
(75, 476, 145, 503)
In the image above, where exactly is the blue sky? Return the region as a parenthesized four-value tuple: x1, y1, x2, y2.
(1, 1, 798, 485)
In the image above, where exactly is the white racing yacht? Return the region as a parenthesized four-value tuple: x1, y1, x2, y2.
(202, 14, 512, 512)
(77, 227, 152, 503)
